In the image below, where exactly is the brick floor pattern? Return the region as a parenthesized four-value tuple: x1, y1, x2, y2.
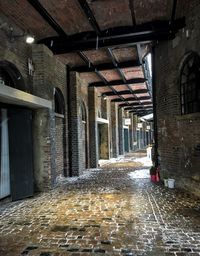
(0, 164, 200, 256)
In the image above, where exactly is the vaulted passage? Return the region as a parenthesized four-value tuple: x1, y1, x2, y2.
(0, 1, 200, 255)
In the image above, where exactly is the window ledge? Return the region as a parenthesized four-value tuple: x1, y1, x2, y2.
(176, 112, 200, 121)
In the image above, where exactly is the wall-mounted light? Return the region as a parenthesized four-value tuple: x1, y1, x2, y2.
(25, 35, 35, 44)
(9, 27, 35, 44)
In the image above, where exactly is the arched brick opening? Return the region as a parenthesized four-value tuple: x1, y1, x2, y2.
(54, 87, 67, 178)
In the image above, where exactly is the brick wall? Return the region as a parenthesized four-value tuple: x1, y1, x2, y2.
(55, 116, 64, 177)
(118, 108, 124, 155)
(0, 12, 69, 191)
(155, 0, 200, 196)
(32, 44, 69, 184)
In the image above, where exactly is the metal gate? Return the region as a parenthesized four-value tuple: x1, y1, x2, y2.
(9, 108, 34, 201)
(0, 109, 10, 199)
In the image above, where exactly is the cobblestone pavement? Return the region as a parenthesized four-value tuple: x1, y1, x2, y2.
(0, 154, 200, 256)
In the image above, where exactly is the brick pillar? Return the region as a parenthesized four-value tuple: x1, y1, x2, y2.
(33, 109, 56, 191)
(88, 87, 98, 168)
(68, 72, 83, 176)
(111, 102, 119, 158)
(129, 115, 134, 151)
(118, 108, 124, 155)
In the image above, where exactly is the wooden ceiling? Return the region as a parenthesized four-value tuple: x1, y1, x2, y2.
(0, 0, 185, 116)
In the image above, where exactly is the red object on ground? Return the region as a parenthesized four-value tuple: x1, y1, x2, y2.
(151, 175, 157, 182)
(156, 166, 160, 182)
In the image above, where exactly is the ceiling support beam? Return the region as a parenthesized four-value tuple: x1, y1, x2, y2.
(111, 96, 151, 102)
(129, 0, 136, 25)
(77, 0, 101, 35)
(120, 102, 152, 107)
(171, 0, 178, 23)
(123, 105, 153, 111)
(106, 47, 144, 101)
(103, 89, 149, 96)
(38, 18, 185, 54)
(27, 0, 67, 36)
(71, 60, 141, 72)
(78, 52, 125, 101)
(127, 108, 153, 114)
(89, 78, 147, 87)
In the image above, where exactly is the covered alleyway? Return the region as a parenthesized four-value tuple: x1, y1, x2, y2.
(0, 153, 200, 256)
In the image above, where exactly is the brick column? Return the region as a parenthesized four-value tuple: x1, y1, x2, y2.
(118, 108, 124, 155)
(68, 72, 83, 176)
(88, 87, 98, 168)
(129, 115, 134, 151)
(33, 109, 56, 191)
(111, 102, 119, 158)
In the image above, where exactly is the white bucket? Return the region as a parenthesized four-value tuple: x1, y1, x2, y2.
(168, 179, 175, 188)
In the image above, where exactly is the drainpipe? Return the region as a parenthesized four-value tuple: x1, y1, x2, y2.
(152, 47, 158, 167)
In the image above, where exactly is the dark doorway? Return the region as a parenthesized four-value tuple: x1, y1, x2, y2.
(9, 108, 34, 201)
(124, 128, 129, 152)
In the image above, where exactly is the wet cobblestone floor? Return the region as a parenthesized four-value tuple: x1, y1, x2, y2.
(0, 153, 200, 256)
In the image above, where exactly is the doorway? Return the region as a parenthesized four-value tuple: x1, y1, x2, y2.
(0, 106, 34, 201)
(98, 123, 109, 159)
(124, 128, 129, 152)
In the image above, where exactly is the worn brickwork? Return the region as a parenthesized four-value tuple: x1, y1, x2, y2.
(55, 116, 64, 178)
(0, 13, 32, 92)
(118, 108, 125, 155)
(110, 102, 119, 158)
(68, 72, 89, 176)
(0, 12, 69, 191)
(88, 87, 99, 167)
(155, 0, 200, 196)
(32, 44, 69, 181)
(80, 77, 89, 169)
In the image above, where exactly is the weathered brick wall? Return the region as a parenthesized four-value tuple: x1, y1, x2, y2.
(0, 13, 32, 92)
(118, 108, 124, 155)
(155, 0, 200, 196)
(110, 102, 119, 158)
(32, 45, 69, 184)
(55, 117, 64, 177)
(0, 12, 69, 190)
(80, 76, 89, 169)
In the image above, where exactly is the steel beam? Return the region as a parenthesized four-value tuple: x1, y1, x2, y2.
(27, 0, 67, 36)
(111, 96, 151, 102)
(77, 0, 101, 35)
(89, 78, 147, 87)
(103, 89, 148, 96)
(38, 19, 185, 54)
(129, 0, 136, 25)
(71, 60, 141, 72)
(171, 0, 178, 23)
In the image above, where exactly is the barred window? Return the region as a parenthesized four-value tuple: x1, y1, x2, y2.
(180, 52, 200, 115)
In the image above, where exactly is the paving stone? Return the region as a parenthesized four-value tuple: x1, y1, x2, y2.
(0, 153, 200, 256)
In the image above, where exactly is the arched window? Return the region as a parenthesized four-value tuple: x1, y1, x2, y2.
(54, 87, 65, 115)
(81, 101, 87, 122)
(180, 52, 200, 115)
(0, 61, 26, 91)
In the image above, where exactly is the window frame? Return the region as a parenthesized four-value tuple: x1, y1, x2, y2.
(180, 52, 200, 115)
